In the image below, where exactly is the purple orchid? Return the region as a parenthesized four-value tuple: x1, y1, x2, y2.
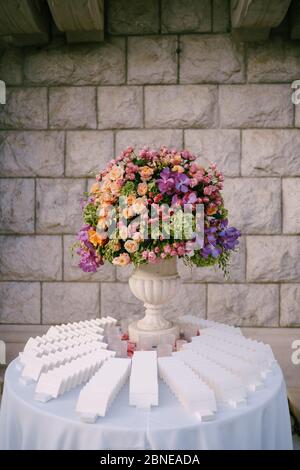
(182, 191, 197, 205)
(218, 219, 241, 250)
(156, 168, 176, 195)
(77, 246, 103, 272)
(175, 173, 190, 193)
(76, 224, 103, 272)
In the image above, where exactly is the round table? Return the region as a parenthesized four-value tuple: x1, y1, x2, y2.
(0, 359, 293, 450)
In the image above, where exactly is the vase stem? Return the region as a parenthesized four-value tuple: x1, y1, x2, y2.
(137, 303, 171, 331)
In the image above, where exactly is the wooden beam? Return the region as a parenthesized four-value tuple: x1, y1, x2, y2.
(47, 0, 104, 44)
(231, 0, 292, 41)
(0, 0, 49, 46)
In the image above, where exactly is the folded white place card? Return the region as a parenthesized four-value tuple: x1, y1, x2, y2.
(184, 341, 263, 392)
(158, 356, 217, 420)
(199, 328, 276, 366)
(177, 316, 242, 336)
(174, 350, 247, 408)
(76, 358, 131, 422)
(34, 349, 116, 402)
(20, 341, 109, 384)
(191, 335, 271, 378)
(129, 351, 158, 409)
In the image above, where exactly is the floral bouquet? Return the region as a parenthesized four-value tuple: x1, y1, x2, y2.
(75, 146, 241, 275)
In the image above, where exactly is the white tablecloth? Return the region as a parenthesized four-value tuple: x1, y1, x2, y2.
(0, 359, 293, 450)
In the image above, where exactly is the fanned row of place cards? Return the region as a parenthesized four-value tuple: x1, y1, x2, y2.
(76, 358, 131, 423)
(18, 316, 277, 422)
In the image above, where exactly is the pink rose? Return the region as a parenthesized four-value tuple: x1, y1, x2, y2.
(148, 251, 156, 263)
(177, 246, 186, 256)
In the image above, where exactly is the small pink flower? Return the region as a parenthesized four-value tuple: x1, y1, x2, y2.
(189, 178, 198, 188)
(170, 249, 177, 256)
(160, 252, 167, 259)
(154, 247, 160, 253)
(177, 246, 186, 256)
(142, 251, 148, 259)
(189, 163, 198, 174)
(204, 186, 213, 195)
(148, 251, 156, 262)
(164, 244, 171, 254)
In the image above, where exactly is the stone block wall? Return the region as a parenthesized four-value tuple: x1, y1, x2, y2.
(0, 1, 300, 375)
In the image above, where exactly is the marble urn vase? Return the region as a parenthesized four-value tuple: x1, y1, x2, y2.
(128, 257, 180, 345)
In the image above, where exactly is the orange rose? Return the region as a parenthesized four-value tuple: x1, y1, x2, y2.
(127, 195, 136, 205)
(109, 165, 123, 181)
(139, 166, 154, 181)
(88, 229, 107, 247)
(90, 182, 100, 194)
(112, 253, 131, 266)
(137, 182, 148, 196)
(172, 154, 182, 164)
(124, 240, 139, 253)
(206, 205, 217, 216)
(172, 165, 184, 173)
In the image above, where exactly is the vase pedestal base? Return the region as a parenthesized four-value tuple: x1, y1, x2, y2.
(128, 320, 179, 347)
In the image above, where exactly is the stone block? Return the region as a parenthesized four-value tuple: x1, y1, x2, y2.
(281, 284, 300, 326)
(180, 35, 245, 83)
(283, 178, 300, 234)
(42, 282, 100, 324)
(0, 282, 40, 324)
(36, 179, 85, 234)
(222, 178, 281, 234)
(0, 178, 34, 233)
(66, 131, 113, 177)
(0, 88, 47, 129)
(207, 284, 279, 326)
(0, 47, 23, 85)
(116, 265, 134, 282)
(184, 129, 240, 176)
(24, 39, 125, 85)
(219, 85, 293, 128)
(128, 36, 177, 84)
(0, 235, 62, 281)
(108, 0, 159, 34)
(49, 87, 96, 129)
(115, 129, 183, 155)
(247, 236, 300, 282)
(97, 86, 143, 129)
(145, 85, 217, 128)
(0, 131, 64, 177)
(247, 38, 300, 82)
(161, 0, 211, 33)
(242, 130, 300, 176)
